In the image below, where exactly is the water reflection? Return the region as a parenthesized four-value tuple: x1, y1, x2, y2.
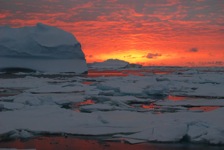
(72, 99, 95, 112)
(87, 69, 173, 77)
(141, 103, 160, 110)
(137, 95, 221, 113)
(189, 106, 220, 112)
(87, 70, 126, 77)
(74, 99, 95, 107)
(167, 95, 188, 101)
(0, 136, 222, 150)
(82, 81, 94, 85)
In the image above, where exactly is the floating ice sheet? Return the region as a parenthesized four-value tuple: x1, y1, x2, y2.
(0, 67, 224, 145)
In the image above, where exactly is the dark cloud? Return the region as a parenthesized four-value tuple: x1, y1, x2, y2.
(86, 55, 93, 58)
(123, 55, 137, 59)
(188, 47, 199, 52)
(146, 53, 162, 59)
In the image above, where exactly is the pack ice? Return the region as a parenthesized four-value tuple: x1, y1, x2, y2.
(0, 67, 224, 146)
(0, 23, 87, 74)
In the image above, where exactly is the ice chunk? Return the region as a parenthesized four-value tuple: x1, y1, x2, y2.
(0, 102, 24, 110)
(80, 103, 119, 112)
(8, 129, 34, 139)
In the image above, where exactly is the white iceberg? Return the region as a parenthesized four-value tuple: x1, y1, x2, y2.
(0, 23, 87, 74)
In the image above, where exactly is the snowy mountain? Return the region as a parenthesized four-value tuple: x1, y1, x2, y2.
(89, 59, 142, 69)
(0, 23, 87, 73)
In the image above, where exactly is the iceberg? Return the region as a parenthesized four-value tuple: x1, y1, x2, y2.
(89, 59, 142, 69)
(89, 59, 129, 69)
(0, 23, 87, 74)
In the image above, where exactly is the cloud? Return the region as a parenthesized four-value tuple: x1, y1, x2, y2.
(146, 53, 162, 59)
(199, 61, 224, 66)
(123, 55, 136, 59)
(86, 55, 93, 58)
(0, 12, 10, 19)
(0, 0, 223, 66)
(188, 47, 198, 52)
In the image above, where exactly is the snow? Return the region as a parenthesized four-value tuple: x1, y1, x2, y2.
(0, 67, 224, 146)
(80, 103, 119, 112)
(1, 106, 224, 144)
(0, 23, 87, 74)
(0, 102, 24, 110)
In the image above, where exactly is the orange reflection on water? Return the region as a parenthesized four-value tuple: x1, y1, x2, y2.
(141, 103, 160, 109)
(189, 106, 220, 112)
(87, 69, 173, 78)
(74, 99, 95, 108)
(88, 70, 126, 77)
(122, 70, 144, 76)
(0, 136, 154, 150)
(0, 136, 218, 150)
(154, 71, 171, 75)
(0, 137, 109, 150)
(168, 95, 187, 101)
(82, 81, 93, 85)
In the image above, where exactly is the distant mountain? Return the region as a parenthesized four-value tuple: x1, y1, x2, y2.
(0, 23, 87, 74)
(88, 59, 142, 69)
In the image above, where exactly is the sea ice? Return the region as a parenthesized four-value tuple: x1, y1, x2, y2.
(0, 102, 24, 110)
(0, 67, 224, 146)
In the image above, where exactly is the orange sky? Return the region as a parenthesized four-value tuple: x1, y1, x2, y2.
(0, 0, 223, 66)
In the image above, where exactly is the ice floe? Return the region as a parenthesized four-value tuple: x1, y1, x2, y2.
(0, 67, 224, 145)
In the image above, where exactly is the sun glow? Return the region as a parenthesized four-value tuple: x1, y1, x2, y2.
(97, 50, 148, 64)
(92, 49, 175, 66)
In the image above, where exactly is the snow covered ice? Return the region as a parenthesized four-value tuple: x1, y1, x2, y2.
(0, 66, 224, 146)
(0, 23, 87, 74)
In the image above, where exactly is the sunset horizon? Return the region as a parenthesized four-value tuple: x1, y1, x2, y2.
(1, 1, 224, 148)
(0, 0, 223, 67)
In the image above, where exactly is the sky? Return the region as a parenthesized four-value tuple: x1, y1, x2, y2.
(0, 0, 224, 66)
